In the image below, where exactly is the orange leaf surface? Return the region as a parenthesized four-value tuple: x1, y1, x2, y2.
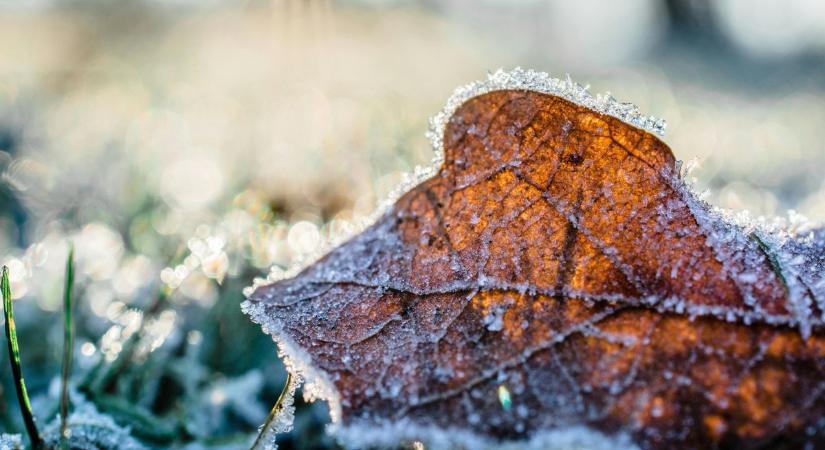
(245, 71, 825, 450)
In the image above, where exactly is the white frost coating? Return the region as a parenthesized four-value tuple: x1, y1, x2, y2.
(426, 67, 666, 161)
(252, 372, 298, 450)
(41, 396, 147, 450)
(0, 435, 21, 450)
(674, 169, 823, 338)
(241, 299, 343, 419)
(331, 420, 639, 450)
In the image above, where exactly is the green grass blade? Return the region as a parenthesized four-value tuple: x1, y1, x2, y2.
(60, 245, 75, 449)
(2, 266, 43, 449)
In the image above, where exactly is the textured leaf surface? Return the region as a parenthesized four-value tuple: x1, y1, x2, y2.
(246, 89, 825, 450)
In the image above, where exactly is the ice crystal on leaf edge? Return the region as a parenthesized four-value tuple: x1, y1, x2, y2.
(241, 68, 823, 450)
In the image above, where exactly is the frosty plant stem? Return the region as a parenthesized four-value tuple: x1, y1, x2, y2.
(249, 372, 293, 450)
(60, 245, 76, 449)
(2, 266, 43, 449)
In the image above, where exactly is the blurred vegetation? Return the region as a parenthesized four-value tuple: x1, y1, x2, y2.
(0, 191, 342, 448)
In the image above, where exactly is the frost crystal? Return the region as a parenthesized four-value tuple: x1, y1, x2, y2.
(333, 420, 639, 450)
(41, 396, 146, 450)
(248, 368, 299, 450)
(0, 435, 21, 450)
(427, 68, 666, 163)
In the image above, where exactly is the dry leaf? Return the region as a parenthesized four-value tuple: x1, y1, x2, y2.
(245, 70, 825, 450)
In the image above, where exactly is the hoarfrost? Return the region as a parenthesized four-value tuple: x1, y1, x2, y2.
(332, 420, 638, 450)
(242, 299, 342, 418)
(243, 69, 825, 449)
(426, 68, 667, 163)
(41, 395, 146, 450)
(249, 371, 298, 450)
(0, 435, 21, 450)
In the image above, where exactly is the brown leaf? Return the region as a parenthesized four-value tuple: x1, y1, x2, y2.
(245, 76, 825, 450)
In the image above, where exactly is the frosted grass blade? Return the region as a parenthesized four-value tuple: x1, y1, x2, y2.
(250, 372, 293, 450)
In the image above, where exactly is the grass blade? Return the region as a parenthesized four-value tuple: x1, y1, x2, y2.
(2, 266, 43, 449)
(249, 372, 293, 450)
(60, 245, 75, 448)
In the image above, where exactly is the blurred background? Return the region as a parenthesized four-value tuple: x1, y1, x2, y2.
(0, 0, 824, 448)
